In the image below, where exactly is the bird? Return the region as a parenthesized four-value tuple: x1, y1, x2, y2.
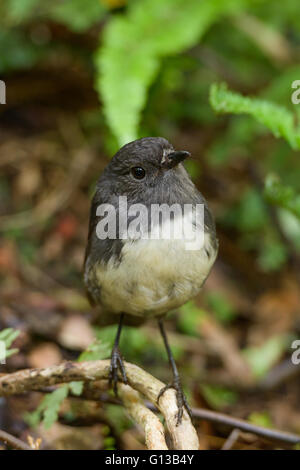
(84, 136, 218, 424)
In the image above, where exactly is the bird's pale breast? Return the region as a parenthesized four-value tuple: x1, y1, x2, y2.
(93, 212, 217, 317)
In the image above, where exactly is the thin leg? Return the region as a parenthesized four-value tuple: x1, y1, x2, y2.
(157, 319, 193, 425)
(109, 313, 127, 396)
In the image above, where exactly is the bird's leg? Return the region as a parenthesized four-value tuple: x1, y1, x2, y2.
(157, 319, 193, 425)
(109, 313, 127, 396)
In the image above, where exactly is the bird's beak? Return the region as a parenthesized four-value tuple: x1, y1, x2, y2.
(161, 150, 191, 169)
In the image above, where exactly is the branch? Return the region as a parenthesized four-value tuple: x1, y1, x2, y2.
(0, 429, 32, 451)
(0, 360, 199, 450)
(221, 429, 240, 450)
(118, 384, 168, 450)
(191, 408, 300, 446)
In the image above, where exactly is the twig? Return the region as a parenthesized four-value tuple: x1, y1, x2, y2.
(221, 428, 240, 450)
(191, 408, 300, 446)
(0, 429, 32, 451)
(0, 360, 199, 450)
(118, 384, 168, 450)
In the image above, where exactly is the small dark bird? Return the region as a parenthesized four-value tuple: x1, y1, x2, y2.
(84, 137, 218, 424)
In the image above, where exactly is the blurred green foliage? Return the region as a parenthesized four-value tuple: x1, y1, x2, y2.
(50, 0, 106, 32)
(243, 334, 291, 379)
(0, 0, 106, 31)
(178, 301, 207, 335)
(0, 328, 20, 361)
(248, 411, 273, 428)
(205, 292, 236, 324)
(264, 174, 300, 220)
(96, 0, 249, 145)
(25, 381, 83, 429)
(78, 338, 111, 362)
(94, 324, 183, 362)
(201, 384, 238, 410)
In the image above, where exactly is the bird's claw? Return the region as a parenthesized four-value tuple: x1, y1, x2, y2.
(108, 346, 127, 396)
(157, 377, 193, 426)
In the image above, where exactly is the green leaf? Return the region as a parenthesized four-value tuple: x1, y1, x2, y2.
(25, 385, 69, 429)
(277, 210, 300, 251)
(42, 386, 69, 429)
(50, 0, 106, 33)
(258, 237, 288, 272)
(6, 0, 40, 24)
(0, 328, 20, 362)
(78, 339, 111, 362)
(223, 188, 267, 232)
(264, 174, 300, 221)
(210, 82, 300, 150)
(0, 30, 43, 73)
(105, 404, 131, 434)
(201, 384, 238, 410)
(0, 328, 20, 348)
(96, 0, 250, 146)
(178, 301, 207, 335)
(206, 292, 236, 324)
(68, 381, 83, 396)
(3, 348, 19, 359)
(248, 411, 273, 428)
(243, 334, 289, 379)
(25, 381, 84, 429)
(103, 436, 116, 451)
(96, 26, 159, 145)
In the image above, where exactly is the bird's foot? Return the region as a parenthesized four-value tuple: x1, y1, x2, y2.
(108, 346, 127, 396)
(157, 376, 193, 426)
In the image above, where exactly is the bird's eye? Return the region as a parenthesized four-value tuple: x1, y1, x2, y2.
(131, 167, 145, 180)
